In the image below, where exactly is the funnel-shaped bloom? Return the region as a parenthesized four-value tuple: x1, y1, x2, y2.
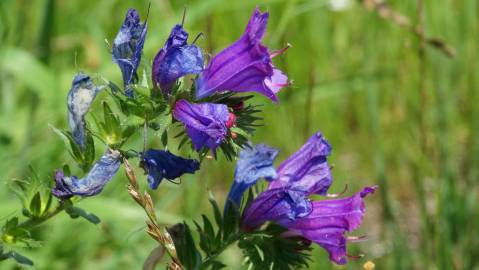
(112, 8, 147, 97)
(269, 131, 333, 195)
(67, 73, 102, 150)
(226, 144, 279, 208)
(282, 187, 377, 264)
(140, 149, 200, 189)
(195, 7, 288, 102)
(172, 99, 229, 152)
(52, 150, 121, 199)
(152, 24, 204, 95)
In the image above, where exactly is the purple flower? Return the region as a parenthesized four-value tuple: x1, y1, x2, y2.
(269, 131, 333, 195)
(172, 99, 229, 153)
(226, 144, 279, 208)
(112, 8, 147, 97)
(67, 73, 102, 150)
(241, 186, 377, 265)
(52, 150, 121, 199)
(140, 149, 200, 189)
(195, 7, 288, 102)
(282, 186, 377, 264)
(152, 24, 204, 95)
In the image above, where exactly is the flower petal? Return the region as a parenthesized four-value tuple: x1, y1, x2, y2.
(67, 73, 102, 150)
(269, 131, 333, 195)
(284, 186, 377, 265)
(226, 144, 279, 208)
(52, 150, 121, 198)
(152, 25, 204, 94)
(195, 7, 287, 101)
(140, 149, 200, 189)
(172, 99, 229, 152)
(112, 8, 147, 96)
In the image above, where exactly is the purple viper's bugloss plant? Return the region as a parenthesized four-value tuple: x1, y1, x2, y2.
(112, 8, 147, 97)
(152, 24, 204, 96)
(67, 73, 102, 150)
(140, 149, 200, 189)
(195, 7, 288, 102)
(172, 99, 230, 153)
(52, 150, 121, 199)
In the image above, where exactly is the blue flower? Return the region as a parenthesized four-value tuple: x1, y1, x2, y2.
(140, 149, 200, 189)
(67, 73, 102, 150)
(52, 150, 121, 199)
(112, 8, 147, 97)
(152, 24, 204, 96)
(226, 144, 279, 208)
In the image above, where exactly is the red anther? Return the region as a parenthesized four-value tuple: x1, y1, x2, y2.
(326, 184, 348, 198)
(226, 113, 236, 128)
(270, 43, 292, 58)
(231, 132, 237, 139)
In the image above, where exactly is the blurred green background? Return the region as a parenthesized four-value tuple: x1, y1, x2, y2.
(1, 0, 478, 269)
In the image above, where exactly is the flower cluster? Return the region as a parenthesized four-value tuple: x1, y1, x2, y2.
(227, 132, 376, 265)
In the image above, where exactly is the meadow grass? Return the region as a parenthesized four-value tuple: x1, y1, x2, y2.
(0, 0, 478, 269)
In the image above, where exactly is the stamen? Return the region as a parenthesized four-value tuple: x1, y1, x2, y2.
(347, 235, 368, 243)
(269, 82, 290, 88)
(270, 43, 292, 58)
(326, 184, 348, 198)
(192, 32, 204, 45)
(346, 253, 364, 260)
(181, 6, 187, 26)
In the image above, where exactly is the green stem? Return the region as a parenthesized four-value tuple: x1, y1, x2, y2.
(17, 203, 65, 229)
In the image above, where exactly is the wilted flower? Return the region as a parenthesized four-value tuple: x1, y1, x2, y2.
(152, 24, 204, 95)
(172, 99, 229, 153)
(67, 73, 102, 150)
(52, 150, 121, 199)
(195, 7, 288, 102)
(112, 8, 147, 97)
(226, 144, 279, 208)
(140, 149, 200, 189)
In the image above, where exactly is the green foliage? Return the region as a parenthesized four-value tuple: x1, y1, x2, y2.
(238, 224, 311, 270)
(63, 200, 101, 225)
(50, 126, 95, 172)
(9, 167, 53, 219)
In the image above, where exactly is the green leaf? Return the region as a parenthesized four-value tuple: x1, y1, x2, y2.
(29, 193, 42, 217)
(8, 251, 34, 266)
(65, 204, 101, 225)
(167, 223, 202, 270)
(161, 129, 168, 147)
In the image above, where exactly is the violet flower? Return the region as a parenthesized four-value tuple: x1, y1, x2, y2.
(140, 149, 200, 189)
(226, 144, 279, 208)
(281, 186, 377, 264)
(112, 8, 147, 97)
(230, 131, 376, 265)
(152, 24, 204, 95)
(195, 7, 288, 102)
(268, 131, 333, 195)
(52, 150, 121, 199)
(172, 99, 229, 153)
(67, 73, 102, 150)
